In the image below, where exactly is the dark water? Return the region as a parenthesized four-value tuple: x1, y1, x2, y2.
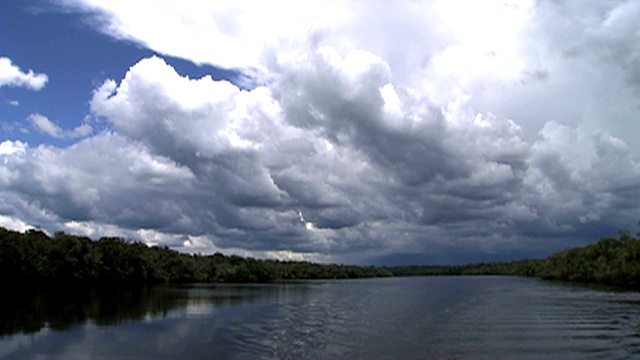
(2, 276, 640, 359)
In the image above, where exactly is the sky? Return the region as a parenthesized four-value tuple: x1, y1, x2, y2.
(1, 0, 639, 265)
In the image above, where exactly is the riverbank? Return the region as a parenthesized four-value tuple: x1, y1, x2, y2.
(389, 232, 640, 289)
(2, 226, 639, 289)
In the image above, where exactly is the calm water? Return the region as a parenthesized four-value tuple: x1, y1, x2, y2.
(2, 276, 640, 359)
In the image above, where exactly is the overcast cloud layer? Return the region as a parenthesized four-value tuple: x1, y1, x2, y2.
(1, 0, 640, 264)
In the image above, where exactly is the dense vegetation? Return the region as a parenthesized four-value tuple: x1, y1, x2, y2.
(0, 227, 391, 284)
(388, 259, 543, 278)
(535, 229, 640, 287)
(389, 226, 640, 288)
(2, 224, 640, 287)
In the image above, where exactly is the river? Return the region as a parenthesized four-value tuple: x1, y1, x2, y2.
(2, 276, 640, 359)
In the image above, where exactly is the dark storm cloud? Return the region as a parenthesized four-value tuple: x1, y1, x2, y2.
(2, 49, 639, 263)
(1, 1, 640, 263)
(273, 48, 472, 186)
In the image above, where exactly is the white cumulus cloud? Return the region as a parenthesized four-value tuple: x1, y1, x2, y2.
(0, 57, 48, 90)
(1, 0, 639, 263)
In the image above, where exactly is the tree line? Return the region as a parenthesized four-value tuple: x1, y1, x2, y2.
(534, 228, 640, 287)
(0, 227, 392, 284)
(2, 224, 640, 287)
(389, 224, 640, 288)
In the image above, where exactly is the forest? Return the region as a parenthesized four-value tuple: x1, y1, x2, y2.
(389, 226, 640, 288)
(2, 224, 640, 288)
(0, 227, 392, 284)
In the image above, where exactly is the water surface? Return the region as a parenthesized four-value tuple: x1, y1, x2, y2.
(2, 276, 640, 359)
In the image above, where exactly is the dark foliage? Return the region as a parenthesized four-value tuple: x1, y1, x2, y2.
(387, 258, 544, 278)
(535, 229, 640, 287)
(0, 227, 392, 284)
(2, 223, 640, 288)
(388, 224, 640, 289)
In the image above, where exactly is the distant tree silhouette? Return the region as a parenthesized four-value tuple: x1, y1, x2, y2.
(0, 227, 392, 284)
(2, 221, 640, 288)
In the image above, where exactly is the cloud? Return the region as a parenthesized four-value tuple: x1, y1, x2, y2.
(54, 0, 537, 90)
(526, 121, 640, 228)
(2, 53, 638, 263)
(0, 215, 31, 232)
(0, 140, 27, 156)
(28, 114, 62, 138)
(56, 0, 640, 146)
(1, 1, 639, 263)
(28, 113, 93, 139)
(466, 0, 640, 149)
(0, 57, 48, 90)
